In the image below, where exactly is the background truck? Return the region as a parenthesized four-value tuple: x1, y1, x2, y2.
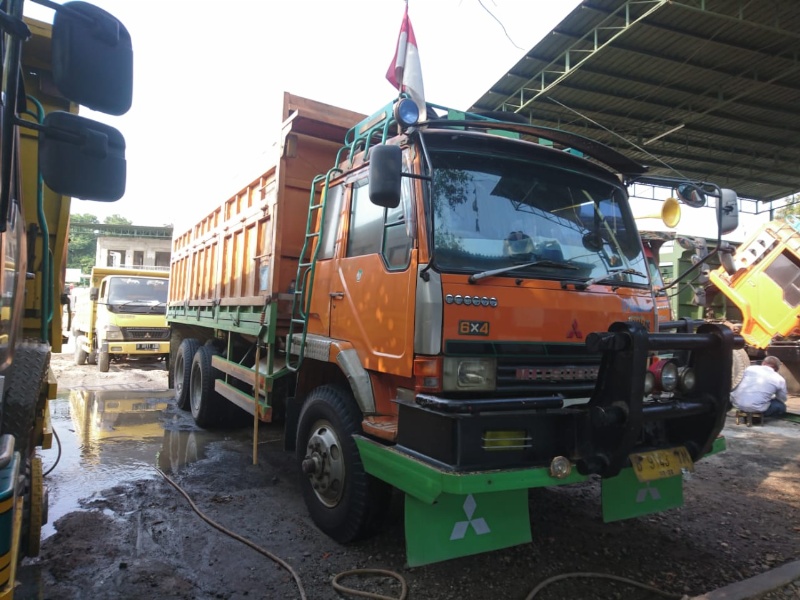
(706, 218, 800, 393)
(167, 92, 740, 566)
(73, 267, 170, 372)
(0, 0, 131, 596)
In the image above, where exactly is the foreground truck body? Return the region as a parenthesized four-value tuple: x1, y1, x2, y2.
(168, 93, 738, 565)
(73, 267, 170, 372)
(0, 1, 131, 596)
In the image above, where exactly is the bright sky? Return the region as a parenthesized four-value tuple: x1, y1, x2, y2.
(24, 0, 772, 242)
(24, 0, 585, 232)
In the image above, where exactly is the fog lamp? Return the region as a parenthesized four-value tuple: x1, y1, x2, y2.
(394, 98, 420, 128)
(644, 371, 655, 395)
(678, 366, 696, 393)
(550, 456, 572, 479)
(650, 358, 679, 392)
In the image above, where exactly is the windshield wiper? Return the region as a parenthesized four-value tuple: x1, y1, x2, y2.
(562, 267, 646, 291)
(468, 260, 578, 284)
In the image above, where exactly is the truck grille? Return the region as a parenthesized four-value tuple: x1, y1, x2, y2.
(445, 340, 600, 397)
(122, 327, 170, 341)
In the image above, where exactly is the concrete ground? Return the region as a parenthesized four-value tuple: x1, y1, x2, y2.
(692, 394, 800, 600)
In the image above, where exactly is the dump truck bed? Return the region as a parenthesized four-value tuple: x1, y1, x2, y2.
(168, 94, 364, 314)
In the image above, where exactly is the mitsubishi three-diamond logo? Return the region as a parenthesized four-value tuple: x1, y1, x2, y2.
(450, 494, 491, 541)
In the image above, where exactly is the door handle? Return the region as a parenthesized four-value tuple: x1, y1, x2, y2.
(330, 291, 344, 299)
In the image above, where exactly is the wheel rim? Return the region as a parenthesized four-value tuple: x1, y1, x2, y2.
(190, 362, 202, 414)
(175, 354, 186, 397)
(302, 419, 345, 508)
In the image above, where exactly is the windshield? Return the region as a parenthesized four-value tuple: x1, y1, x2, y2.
(107, 277, 168, 311)
(429, 147, 647, 285)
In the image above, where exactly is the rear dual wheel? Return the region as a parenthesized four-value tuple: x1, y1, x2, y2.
(174, 339, 200, 410)
(190, 345, 226, 428)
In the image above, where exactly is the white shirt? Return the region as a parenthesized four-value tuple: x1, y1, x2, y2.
(731, 365, 787, 413)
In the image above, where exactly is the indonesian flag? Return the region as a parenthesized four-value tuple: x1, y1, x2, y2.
(386, 4, 426, 117)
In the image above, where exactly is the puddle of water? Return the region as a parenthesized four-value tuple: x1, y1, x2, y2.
(41, 389, 220, 539)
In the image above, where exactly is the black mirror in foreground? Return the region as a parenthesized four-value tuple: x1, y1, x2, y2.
(51, 0, 133, 116)
(368, 144, 402, 209)
(39, 111, 126, 201)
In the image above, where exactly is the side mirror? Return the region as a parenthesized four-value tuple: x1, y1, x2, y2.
(718, 188, 739, 236)
(676, 184, 706, 208)
(52, 1, 133, 116)
(368, 145, 402, 209)
(89, 287, 99, 301)
(39, 111, 126, 201)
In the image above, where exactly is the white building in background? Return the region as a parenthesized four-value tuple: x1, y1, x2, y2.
(92, 225, 174, 270)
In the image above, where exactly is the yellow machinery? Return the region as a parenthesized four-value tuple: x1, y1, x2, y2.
(709, 220, 800, 350)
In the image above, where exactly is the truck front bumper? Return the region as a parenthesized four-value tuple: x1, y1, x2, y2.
(395, 322, 739, 476)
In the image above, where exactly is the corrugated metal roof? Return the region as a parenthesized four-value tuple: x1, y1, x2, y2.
(470, 0, 800, 202)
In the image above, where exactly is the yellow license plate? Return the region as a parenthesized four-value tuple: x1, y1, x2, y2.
(629, 447, 694, 482)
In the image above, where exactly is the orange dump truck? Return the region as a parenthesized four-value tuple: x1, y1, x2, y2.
(167, 93, 740, 566)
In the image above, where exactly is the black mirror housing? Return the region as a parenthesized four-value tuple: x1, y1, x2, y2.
(368, 145, 402, 209)
(39, 111, 126, 201)
(89, 287, 99, 301)
(52, 1, 133, 116)
(718, 188, 739, 236)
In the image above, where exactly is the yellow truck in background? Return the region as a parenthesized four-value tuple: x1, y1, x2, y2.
(708, 217, 800, 392)
(73, 267, 170, 373)
(0, 1, 132, 596)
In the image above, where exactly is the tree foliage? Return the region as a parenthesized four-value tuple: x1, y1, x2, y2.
(67, 213, 134, 274)
(776, 194, 800, 220)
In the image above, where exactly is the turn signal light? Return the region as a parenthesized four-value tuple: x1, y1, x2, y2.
(414, 357, 442, 392)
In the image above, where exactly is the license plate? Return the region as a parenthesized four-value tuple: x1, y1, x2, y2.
(629, 447, 694, 482)
(136, 343, 159, 351)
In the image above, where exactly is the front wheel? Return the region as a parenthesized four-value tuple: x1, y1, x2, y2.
(731, 348, 750, 391)
(297, 385, 391, 543)
(74, 337, 87, 366)
(98, 350, 110, 373)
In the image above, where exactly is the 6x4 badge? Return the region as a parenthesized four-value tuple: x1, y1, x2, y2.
(459, 321, 489, 336)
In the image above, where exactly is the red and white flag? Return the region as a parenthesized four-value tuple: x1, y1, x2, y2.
(386, 4, 426, 117)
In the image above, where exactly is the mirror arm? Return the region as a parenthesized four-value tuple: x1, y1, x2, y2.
(0, 9, 31, 39)
(660, 247, 719, 292)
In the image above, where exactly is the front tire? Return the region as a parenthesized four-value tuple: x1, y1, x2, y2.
(731, 348, 750, 391)
(190, 345, 225, 428)
(174, 339, 200, 410)
(297, 385, 391, 543)
(98, 350, 110, 373)
(74, 337, 87, 366)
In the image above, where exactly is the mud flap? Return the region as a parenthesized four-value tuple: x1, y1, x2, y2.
(405, 489, 530, 567)
(601, 468, 683, 522)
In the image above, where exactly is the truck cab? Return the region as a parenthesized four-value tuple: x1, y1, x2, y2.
(74, 268, 170, 372)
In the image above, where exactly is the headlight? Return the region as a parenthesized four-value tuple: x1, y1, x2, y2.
(443, 358, 496, 391)
(104, 325, 123, 340)
(678, 366, 696, 393)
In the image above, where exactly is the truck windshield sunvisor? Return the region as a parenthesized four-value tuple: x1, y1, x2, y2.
(428, 146, 648, 286)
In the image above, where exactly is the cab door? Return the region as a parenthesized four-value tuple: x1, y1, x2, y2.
(328, 173, 416, 377)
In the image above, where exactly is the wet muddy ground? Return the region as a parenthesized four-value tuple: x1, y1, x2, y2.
(14, 349, 800, 599)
